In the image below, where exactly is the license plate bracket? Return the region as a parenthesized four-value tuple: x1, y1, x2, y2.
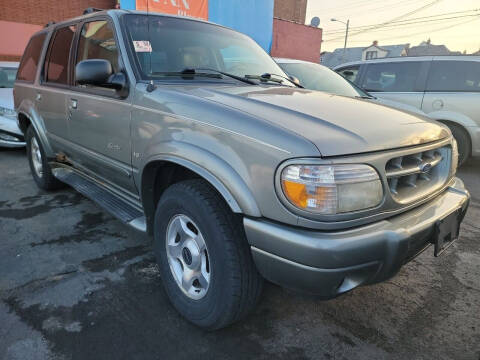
(432, 208, 461, 257)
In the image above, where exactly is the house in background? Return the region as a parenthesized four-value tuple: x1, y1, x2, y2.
(473, 49, 480, 55)
(407, 39, 461, 56)
(321, 41, 409, 68)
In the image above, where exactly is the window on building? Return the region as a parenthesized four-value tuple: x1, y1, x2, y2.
(76, 20, 119, 81)
(17, 33, 46, 82)
(426, 61, 480, 92)
(337, 66, 360, 83)
(361, 62, 422, 92)
(45, 25, 76, 85)
(365, 51, 378, 60)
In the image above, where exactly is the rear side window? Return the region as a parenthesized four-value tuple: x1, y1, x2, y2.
(361, 62, 422, 92)
(45, 25, 76, 85)
(426, 61, 480, 92)
(76, 20, 119, 77)
(17, 33, 46, 82)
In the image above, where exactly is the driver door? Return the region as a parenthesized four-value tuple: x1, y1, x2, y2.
(66, 18, 137, 196)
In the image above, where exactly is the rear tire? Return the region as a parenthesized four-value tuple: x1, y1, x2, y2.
(26, 126, 64, 190)
(153, 179, 263, 330)
(446, 123, 471, 166)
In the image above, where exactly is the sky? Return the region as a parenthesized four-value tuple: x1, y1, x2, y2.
(305, 0, 480, 54)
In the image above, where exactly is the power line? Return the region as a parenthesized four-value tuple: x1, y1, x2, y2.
(325, 15, 480, 44)
(325, 0, 443, 41)
(324, 0, 421, 19)
(323, 14, 480, 38)
(324, 9, 480, 35)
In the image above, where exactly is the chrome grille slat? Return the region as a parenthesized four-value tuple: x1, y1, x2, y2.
(385, 146, 451, 204)
(386, 153, 443, 178)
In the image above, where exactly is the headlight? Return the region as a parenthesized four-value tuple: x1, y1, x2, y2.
(280, 164, 383, 214)
(451, 138, 458, 175)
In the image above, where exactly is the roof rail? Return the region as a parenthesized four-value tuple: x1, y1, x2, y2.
(83, 7, 104, 15)
(44, 21, 56, 28)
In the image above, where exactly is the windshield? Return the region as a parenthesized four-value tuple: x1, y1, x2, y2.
(0, 67, 17, 88)
(278, 62, 369, 97)
(124, 14, 288, 81)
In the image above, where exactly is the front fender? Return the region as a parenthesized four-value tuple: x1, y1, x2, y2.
(17, 99, 54, 157)
(140, 141, 261, 217)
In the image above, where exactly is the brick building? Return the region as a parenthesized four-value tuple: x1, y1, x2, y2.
(0, 0, 117, 61)
(271, 0, 322, 62)
(273, 0, 307, 24)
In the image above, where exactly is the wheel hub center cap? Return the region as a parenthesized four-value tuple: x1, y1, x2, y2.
(182, 247, 193, 265)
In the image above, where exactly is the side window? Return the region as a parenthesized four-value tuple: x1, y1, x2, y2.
(17, 33, 46, 82)
(45, 25, 76, 85)
(426, 61, 480, 92)
(76, 20, 119, 82)
(337, 66, 360, 83)
(361, 62, 422, 92)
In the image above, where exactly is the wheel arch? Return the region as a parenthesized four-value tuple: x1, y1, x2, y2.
(140, 152, 261, 235)
(16, 100, 54, 157)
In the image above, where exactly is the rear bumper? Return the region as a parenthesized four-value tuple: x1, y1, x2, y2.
(245, 177, 470, 298)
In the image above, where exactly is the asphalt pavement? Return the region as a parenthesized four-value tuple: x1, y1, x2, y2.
(1, 147, 479, 360)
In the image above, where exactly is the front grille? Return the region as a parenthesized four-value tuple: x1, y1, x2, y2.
(385, 146, 451, 204)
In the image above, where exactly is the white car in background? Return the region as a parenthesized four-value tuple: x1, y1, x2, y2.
(0, 62, 25, 148)
(275, 57, 429, 118)
(334, 56, 480, 165)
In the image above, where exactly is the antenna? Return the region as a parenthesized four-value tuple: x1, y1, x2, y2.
(147, 0, 152, 76)
(145, 0, 156, 92)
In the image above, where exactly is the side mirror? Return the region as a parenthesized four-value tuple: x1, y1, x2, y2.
(343, 70, 354, 76)
(76, 59, 112, 86)
(288, 75, 301, 86)
(75, 59, 128, 96)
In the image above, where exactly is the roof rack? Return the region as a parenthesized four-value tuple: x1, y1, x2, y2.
(44, 21, 56, 28)
(83, 7, 104, 15)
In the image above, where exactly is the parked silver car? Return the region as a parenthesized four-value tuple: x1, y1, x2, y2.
(0, 62, 25, 147)
(14, 10, 470, 330)
(275, 58, 429, 117)
(335, 56, 480, 164)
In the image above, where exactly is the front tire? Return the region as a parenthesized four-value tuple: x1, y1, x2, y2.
(154, 179, 263, 330)
(446, 123, 471, 166)
(26, 126, 64, 190)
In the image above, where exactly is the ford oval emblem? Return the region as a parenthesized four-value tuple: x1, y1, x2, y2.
(421, 163, 432, 173)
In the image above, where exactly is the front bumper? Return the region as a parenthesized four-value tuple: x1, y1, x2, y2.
(245, 177, 470, 298)
(0, 115, 25, 148)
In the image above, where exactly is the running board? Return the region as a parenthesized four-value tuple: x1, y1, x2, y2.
(53, 167, 147, 232)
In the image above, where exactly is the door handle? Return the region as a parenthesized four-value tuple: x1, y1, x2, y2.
(69, 99, 78, 110)
(35, 93, 42, 102)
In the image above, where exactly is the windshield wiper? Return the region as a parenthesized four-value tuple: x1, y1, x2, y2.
(151, 69, 222, 79)
(151, 68, 257, 85)
(245, 73, 304, 88)
(194, 68, 257, 85)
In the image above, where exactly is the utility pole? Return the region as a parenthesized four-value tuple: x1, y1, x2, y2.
(331, 18, 350, 62)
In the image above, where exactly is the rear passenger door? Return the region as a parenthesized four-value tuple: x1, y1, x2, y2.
(67, 18, 136, 196)
(422, 60, 480, 124)
(37, 24, 77, 150)
(359, 61, 427, 109)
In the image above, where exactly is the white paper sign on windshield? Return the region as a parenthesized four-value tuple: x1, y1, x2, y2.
(133, 40, 152, 53)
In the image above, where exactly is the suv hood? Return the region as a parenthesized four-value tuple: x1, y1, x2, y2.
(191, 86, 449, 157)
